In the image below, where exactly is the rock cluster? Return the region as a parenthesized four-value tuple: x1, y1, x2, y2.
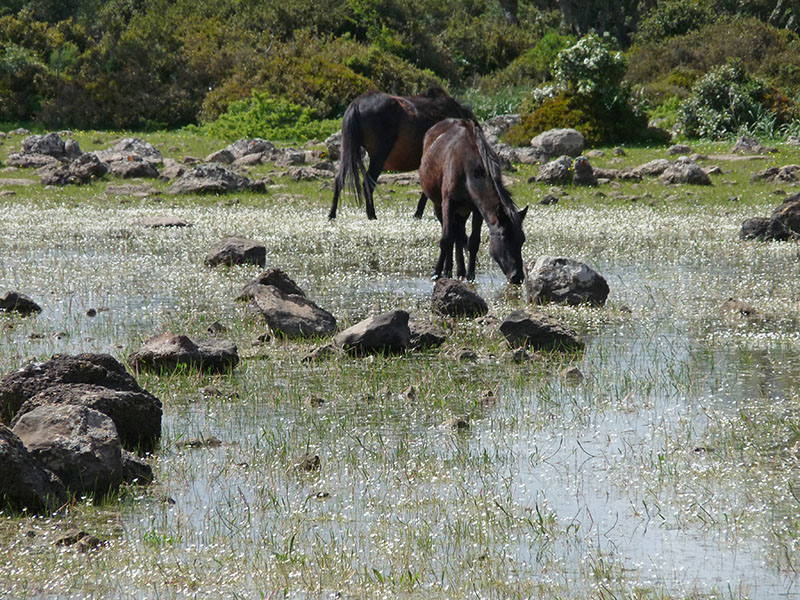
(0, 354, 161, 513)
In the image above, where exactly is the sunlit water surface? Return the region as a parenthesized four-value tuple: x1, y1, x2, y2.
(1, 199, 799, 599)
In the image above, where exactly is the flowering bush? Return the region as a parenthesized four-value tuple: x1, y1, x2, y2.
(552, 33, 627, 108)
(676, 61, 781, 139)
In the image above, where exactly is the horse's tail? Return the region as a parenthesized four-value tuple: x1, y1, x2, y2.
(470, 121, 519, 225)
(336, 102, 367, 206)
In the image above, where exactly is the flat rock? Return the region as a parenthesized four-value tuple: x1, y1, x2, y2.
(431, 279, 488, 318)
(498, 310, 584, 352)
(13, 404, 123, 496)
(128, 333, 239, 373)
(7, 153, 61, 169)
(0, 424, 68, 514)
(204, 236, 266, 267)
(106, 183, 160, 197)
(137, 216, 191, 228)
(525, 256, 609, 306)
(0, 178, 36, 187)
(334, 309, 410, 355)
(250, 286, 336, 338)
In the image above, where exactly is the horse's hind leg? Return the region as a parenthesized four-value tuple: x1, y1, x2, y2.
(328, 174, 343, 220)
(413, 193, 427, 219)
(432, 197, 456, 280)
(466, 210, 483, 281)
(364, 155, 387, 220)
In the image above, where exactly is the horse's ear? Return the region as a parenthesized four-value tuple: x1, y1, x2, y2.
(519, 205, 528, 221)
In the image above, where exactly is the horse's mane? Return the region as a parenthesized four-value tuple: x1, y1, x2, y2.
(468, 121, 520, 226)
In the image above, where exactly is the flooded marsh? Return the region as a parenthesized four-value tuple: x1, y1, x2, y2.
(1, 134, 800, 599)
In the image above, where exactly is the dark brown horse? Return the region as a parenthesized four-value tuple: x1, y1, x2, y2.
(419, 118, 527, 284)
(328, 87, 476, 220)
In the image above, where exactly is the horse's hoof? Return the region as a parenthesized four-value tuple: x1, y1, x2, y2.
(430, 273, 440, 281)
(367, 214, 377, 221)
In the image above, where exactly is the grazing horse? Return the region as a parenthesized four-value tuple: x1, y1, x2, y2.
(419, 118, 527, 284)
(328, 87, 476, 221)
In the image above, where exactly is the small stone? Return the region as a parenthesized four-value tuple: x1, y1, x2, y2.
(561, 366, 584, 383)
(294, 453, 320, 472)
(440, 417, 470, 431)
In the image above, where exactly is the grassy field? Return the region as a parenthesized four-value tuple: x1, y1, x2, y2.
(0, 129, 799, 599)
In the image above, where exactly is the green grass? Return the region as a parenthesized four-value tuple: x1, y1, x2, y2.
(0, 128, 799, 598)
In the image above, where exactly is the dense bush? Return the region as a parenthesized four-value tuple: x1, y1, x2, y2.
(2, 0, 800, 131)
(504, 91, 659, 147)
(628, 17, 800, 105)
(635, 0, 713, 45)
(195, 92, 340, 142)
(676, 61, 798, 138)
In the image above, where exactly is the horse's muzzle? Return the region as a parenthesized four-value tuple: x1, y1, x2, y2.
(509, 272, 524, 285)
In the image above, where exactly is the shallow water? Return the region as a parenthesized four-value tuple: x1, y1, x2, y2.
(1, 199, 800, 598)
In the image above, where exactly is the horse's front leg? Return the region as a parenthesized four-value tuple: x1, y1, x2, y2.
(454, 213, 469, 279)
(433, 197, 456, 280)
(466, 210, 483, 281)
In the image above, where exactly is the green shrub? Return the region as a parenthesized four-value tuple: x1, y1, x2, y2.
(677, 61, 773, 138)
(504, 91, 656, 147)
(628, 17, 800, 101)
(476, 30, 575, 94)
(635, 0, 713, 45)
(197, 92, 341, 142)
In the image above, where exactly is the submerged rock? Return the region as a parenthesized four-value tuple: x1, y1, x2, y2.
(204, 236, 266, 268)
(498, 310, 584, 352)
(0, 291, 41, 316)
(431, 279, 488, 318)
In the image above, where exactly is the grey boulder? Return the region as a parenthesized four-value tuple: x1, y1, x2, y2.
(525, 256, 609, 306)
(250, 286, 336, 338)
(334, 309, 410, 355)
(12, 405, 123, 496)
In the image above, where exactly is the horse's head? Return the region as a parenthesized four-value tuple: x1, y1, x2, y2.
(489, 206, 527, 284)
